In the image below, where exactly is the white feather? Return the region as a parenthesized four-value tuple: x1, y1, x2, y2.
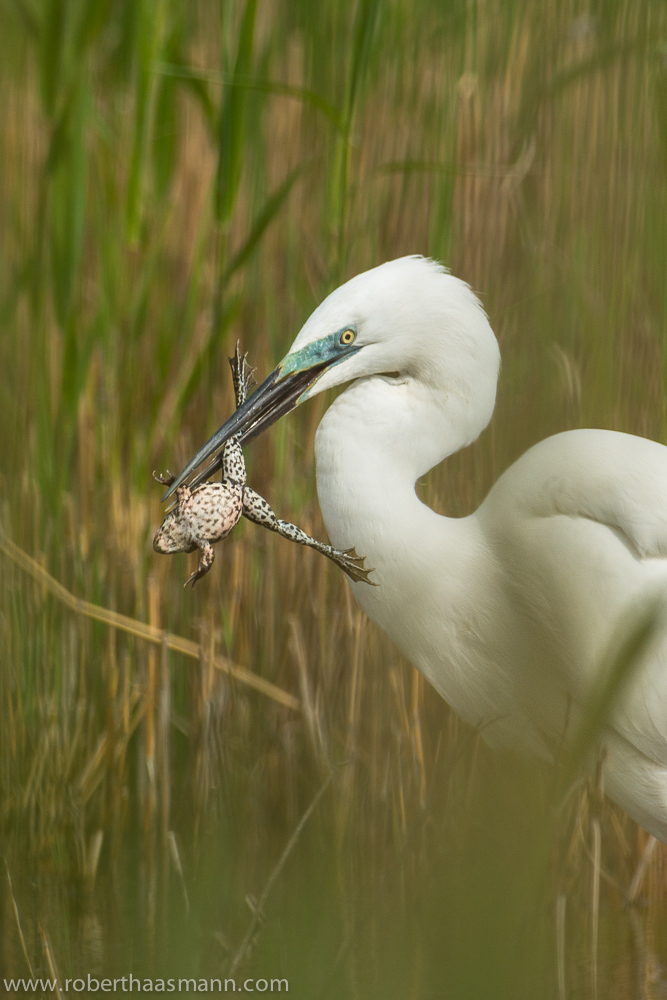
(286, 256, 667, 841)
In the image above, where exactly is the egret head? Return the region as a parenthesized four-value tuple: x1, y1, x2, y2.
(162, 256, 500, 500)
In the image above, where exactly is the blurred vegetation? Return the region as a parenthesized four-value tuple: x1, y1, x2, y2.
(2, 0, 667, 996)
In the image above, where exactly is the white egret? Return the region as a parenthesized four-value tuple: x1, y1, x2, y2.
(164, 256, 667, 842)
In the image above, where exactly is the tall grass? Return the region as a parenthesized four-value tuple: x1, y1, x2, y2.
(2, 0, 667, 995)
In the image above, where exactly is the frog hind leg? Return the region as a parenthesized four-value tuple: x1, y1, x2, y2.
(185, 541, 215, 587)
(221, 439, 246, 486)
(222, 344, 252, 486)
(229, 342, 255, 408)
(242, 487, 376, 585)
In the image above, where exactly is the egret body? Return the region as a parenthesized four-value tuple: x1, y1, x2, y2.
(165, 257, 667, 841)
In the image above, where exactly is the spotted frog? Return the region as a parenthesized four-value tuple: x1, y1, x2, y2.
(154, 346, 374, 587)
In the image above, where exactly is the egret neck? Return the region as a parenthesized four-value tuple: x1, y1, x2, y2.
(313, 367, 521, 734)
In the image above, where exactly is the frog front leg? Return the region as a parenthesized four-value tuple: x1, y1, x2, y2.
(153, 469, 176, 487)
(152, 471, 198, 556)
(242, 488, 376, 585)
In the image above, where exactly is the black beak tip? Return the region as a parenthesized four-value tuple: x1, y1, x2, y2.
(157, 360, 326, 502)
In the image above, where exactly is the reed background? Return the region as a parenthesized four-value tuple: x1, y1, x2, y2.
(2, 1, 667, 997)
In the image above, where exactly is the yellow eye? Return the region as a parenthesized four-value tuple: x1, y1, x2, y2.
(341, 328, 356, 345)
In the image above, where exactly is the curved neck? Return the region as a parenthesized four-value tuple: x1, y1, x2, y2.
(313, 371, 508, 726)
(314, 373, 495, 554)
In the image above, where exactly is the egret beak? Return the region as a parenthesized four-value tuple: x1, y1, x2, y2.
(161, 333, 360, 502)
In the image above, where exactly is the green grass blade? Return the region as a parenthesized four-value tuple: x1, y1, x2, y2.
(241, 78, 344, 132)
(156, 63, 344, 132)
(50, 83, 87, 329)
(127, 0, 162, 243)
(330, 0, 380, 275)
(155, 62, 216, 134)
(153, 72, 179, 200)
(152, 295, 241, 458)
(74, 0, 115, 56)
(151, 165, 300, 455)
(38, 0, 66, 118)
(342, 0, 380, 130)
(224, 165, 303, 282)
(214, 0, 257, 224)
(152, 20, 183, 200)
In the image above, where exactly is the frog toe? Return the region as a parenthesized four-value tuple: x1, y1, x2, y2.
(337, 548, 377, 585)
(153, 469, 176, 486)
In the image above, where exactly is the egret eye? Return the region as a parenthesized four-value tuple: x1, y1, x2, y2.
(341, 328, 356, 346)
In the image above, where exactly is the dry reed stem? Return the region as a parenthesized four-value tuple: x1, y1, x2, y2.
(556, 893, 567, 1000)
(229, 772, 333, 977)
(5, 860, 35, 979)
(85, 830, 104, 888)
(144, 577, 158, 836)
(158, 637, 171, 846)
(288, 615, 329, 769)
(410, 670, 427, 808)
(591, 816, 601, 1000)
(77, 690, 144, 803)
(0, 529, 300, 711)
(346, 612, 365, 754)
(38, 923, 64, 1000)
(626, 834, 658, 905)
(167, 831, 190, 916)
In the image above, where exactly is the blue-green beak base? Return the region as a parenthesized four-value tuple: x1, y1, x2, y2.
(161, 332, 361, 502)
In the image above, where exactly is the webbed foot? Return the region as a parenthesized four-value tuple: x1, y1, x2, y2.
(229, 342, 256, 409)
(331, 547, 377, 585)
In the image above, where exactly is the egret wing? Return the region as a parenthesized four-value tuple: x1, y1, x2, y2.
(479, 428, 667, 766)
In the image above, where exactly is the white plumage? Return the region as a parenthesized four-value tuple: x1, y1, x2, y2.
(293, 257, 667, 841)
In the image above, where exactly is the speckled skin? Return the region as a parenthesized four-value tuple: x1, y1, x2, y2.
(153, 478, 244, 585)
(154, 346, 374, 586)
(242, 486, 373, 583)
(153, 346, 251, 586)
